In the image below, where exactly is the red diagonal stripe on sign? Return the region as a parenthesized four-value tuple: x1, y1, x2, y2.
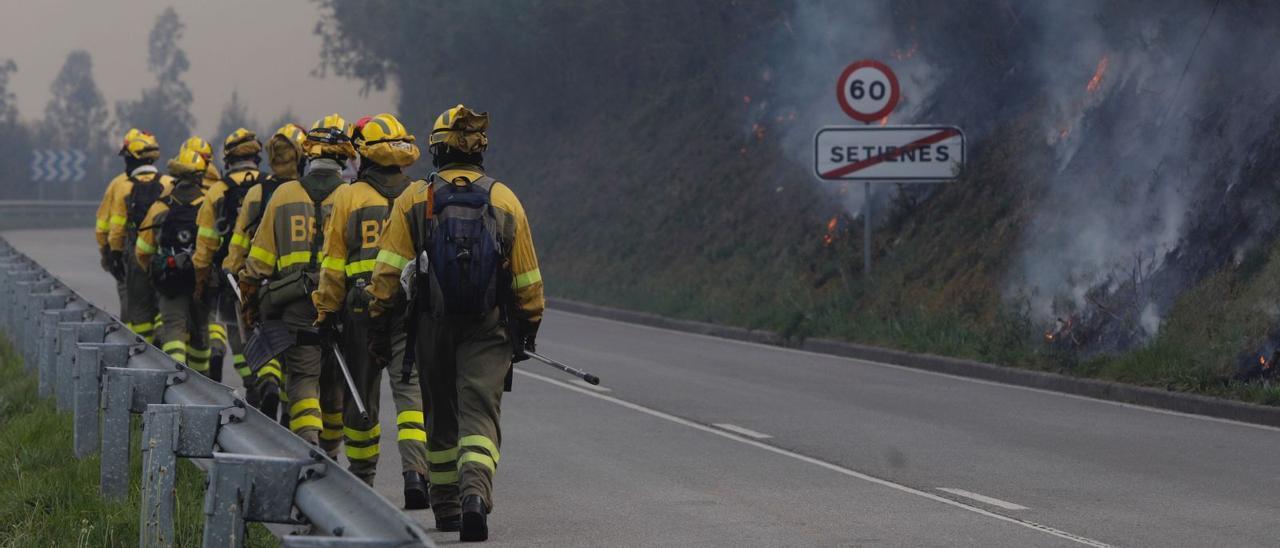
(820, 128, 961, 179)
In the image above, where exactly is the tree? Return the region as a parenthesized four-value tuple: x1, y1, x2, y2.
(0, 59, 32, 199)
(215, 90, 258, 148)
(42, 50, 111, 199)
(115, 7, 195, 159)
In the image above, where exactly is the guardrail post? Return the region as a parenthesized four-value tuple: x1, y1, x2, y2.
(140, 403, 243, 548)
(54, 321, 108, 408)
(15, 278, 52, 365)
(40, 307, 84, 390)
(4, 269, 39, 333)
(22, 286, 58, 363)
(73, 342, 130, 457)
(203, 453, 321, 547)
(100, 367, 185, 499)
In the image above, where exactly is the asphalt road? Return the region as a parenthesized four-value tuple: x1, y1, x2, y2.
(8, 228, 1280, 547)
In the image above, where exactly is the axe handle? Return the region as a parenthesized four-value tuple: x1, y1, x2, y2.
(330, 342, 369, 421)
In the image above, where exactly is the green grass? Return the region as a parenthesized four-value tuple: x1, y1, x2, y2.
(0, 338, 277, 547)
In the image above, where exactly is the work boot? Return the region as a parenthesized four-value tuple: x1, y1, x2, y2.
(209, 353, 225, 383)
(435, 513, 461, 532)
(404, 471, 429, 510)
(257, 378, 280, 420)
(460, 495, 488, 542)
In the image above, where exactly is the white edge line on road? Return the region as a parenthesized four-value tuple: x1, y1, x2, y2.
(551, 309, 1280, 433)
(516, 369, 1115, 548)
(712, 423, 772, 439)
(570, 379, 611, 392)
(936, 488, 1029, 511)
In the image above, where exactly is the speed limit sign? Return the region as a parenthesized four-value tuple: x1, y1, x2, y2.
(836, 60, 900, 123)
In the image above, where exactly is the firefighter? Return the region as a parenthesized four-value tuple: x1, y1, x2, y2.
(96, 128, 146, 316)
(368, 105, 544, 541)
(239, 114, 351, 456)
(135, 148, 211, 373)
(193, 128, 262, 384)
(226, 123, 305, 417)
(312, 113, 429, 508)
(107, 130, 172, 343)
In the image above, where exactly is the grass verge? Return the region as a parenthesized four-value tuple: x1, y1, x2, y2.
(0, 337, 277, 547)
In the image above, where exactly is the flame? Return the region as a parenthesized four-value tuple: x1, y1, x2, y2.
(878, 116, 890, 126)
(822, 216, 838, 246)
(743, 95, 752, 105)
(1086, 56, 1109, 93)
(752, 123, 766, 141)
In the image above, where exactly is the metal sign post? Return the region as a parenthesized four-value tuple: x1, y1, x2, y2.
(821, 59, 965, 275)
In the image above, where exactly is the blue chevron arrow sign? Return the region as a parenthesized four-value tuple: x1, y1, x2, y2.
(29, 149, 87, 182)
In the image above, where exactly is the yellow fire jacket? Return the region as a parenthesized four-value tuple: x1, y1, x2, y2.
(312, 169, 413, 317)
(222, 174, 289, 275)
(134, 181, 206, 269)
(240, 170, 345, 285)
(95, 172, 128, 247)
(193, 168, 261, 270)
(107, 170, 174, 252)
(367, 165, 544, 325)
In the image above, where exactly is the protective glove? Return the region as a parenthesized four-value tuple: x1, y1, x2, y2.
(99, 245, 112, 273)
(367, 312, 393, 369)
(239, 279, 260, 331)
(193, 266, 210, 302)
(510, 319, 538, 363)
(313, 311, 340, 337)
(109, 250, 126, 281)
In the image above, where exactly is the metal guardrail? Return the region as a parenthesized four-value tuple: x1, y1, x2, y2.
(0, 237, 433, 547)
(0, 200, 99, 230)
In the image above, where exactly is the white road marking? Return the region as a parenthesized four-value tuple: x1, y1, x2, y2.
(712, 423, 772, 439)
(552, 309, 1280, 433)
(937, 488, 1029, 511)
(517, 369, 1115, 548)
(570, 379, 611, 392)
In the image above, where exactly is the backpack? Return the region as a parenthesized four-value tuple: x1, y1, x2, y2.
(149, 194, 201, 297)
(421, 175, 507, 318)
(125, 175, 165, 230)
(243, 175, 285, 237)
(214, 171, 257, 265)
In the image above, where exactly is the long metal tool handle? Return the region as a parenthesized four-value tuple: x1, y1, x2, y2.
(224, 272, 247, 342)
(526, 350, 600, 385)
(329, 342, 369, 421)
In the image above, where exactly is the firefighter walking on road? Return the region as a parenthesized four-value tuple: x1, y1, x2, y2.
(239, 114, 351, 456)
(193, 128, 262, 384)
(226, 123, 305, 416)
(107, 130, 172, 343)
(135, 148, 212, 373)
(368, 105, 544, 541)
(96, 128, 147, 317)
(312, 113, 430, 508)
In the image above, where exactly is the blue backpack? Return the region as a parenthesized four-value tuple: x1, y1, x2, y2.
(423, 174, 506, 318)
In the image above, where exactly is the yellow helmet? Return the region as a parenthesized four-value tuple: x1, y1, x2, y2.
(428, 104, 488, 154)
(167, 147, 208, 176)
(303, 113, 356, 159)
(119, 130, 160, 161)
(276, 123, 306, 146)
(179, 136, 213, 162)
(223, 128, 262, 158)
(354, 113, 419, 167)
(266, 123, 306, 179)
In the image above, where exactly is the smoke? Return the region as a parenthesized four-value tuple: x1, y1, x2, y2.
(1012, 1, 1280, 332)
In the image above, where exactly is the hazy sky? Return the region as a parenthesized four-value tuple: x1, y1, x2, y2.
(0, 0, 395, 143)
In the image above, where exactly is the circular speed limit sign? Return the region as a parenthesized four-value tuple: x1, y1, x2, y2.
(836, 60, 900, 123)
